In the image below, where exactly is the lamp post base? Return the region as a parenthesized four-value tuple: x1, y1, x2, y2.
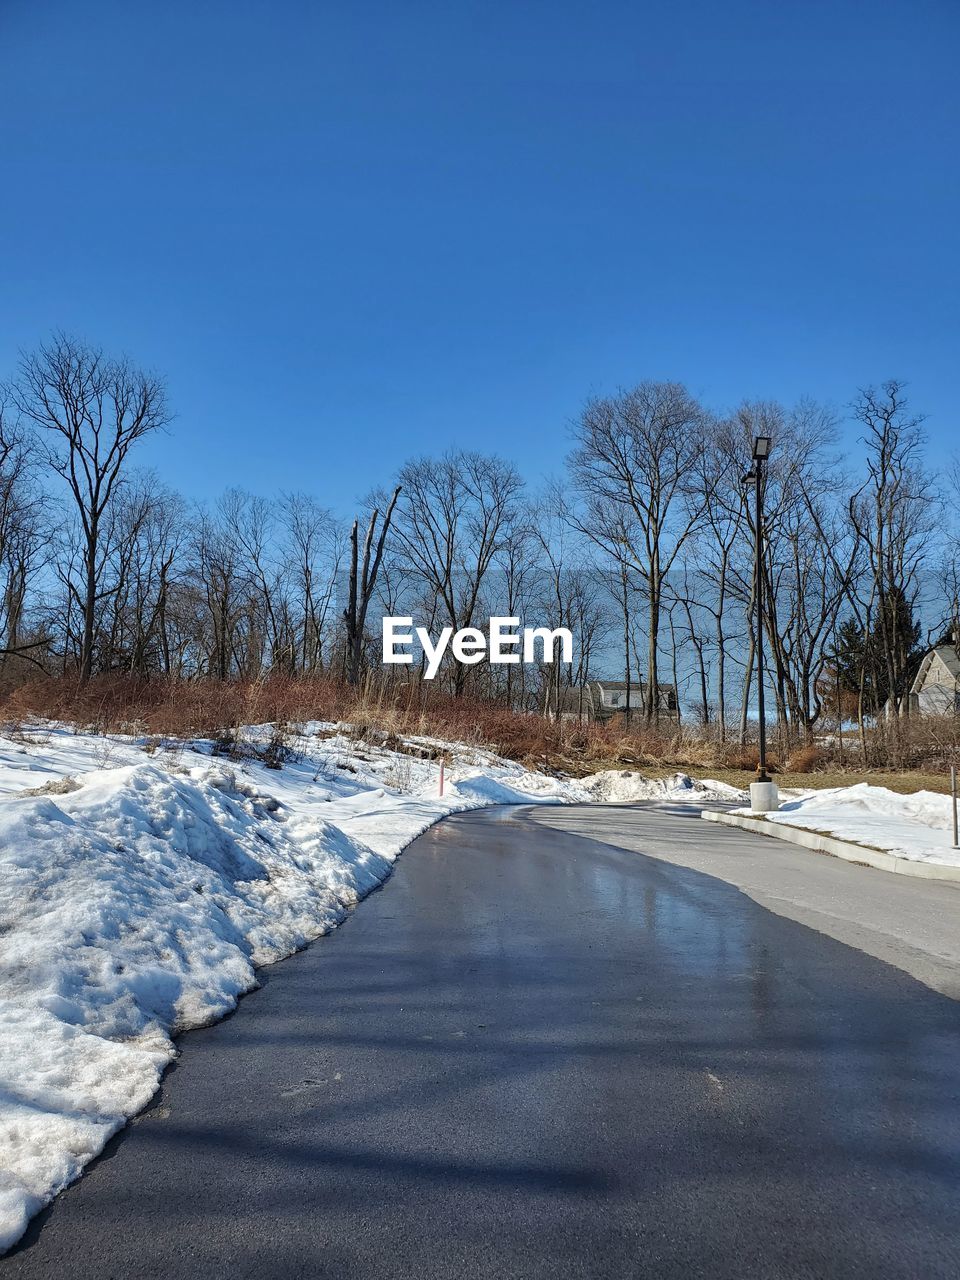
(750, 780, 779, 814)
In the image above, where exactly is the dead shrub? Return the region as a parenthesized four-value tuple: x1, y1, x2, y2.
(723, 744, 760, 771)
(260, 722, 303, 770)
(786, 744, 822, 773)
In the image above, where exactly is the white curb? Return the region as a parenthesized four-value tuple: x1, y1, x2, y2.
(701, 808, 960, 884)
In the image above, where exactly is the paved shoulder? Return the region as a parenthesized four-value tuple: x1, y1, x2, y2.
(533, 803, 960, 998)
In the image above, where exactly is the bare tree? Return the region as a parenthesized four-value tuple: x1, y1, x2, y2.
(9, 334, 170, 682)
(569, 381, 708, 723)
(493, 508, 538, 708)
(530, 486, 595, 718)
(389, 451, 523, 695)
(192, 493, 249, 680)
(685, 416, 750, 740)
(99, 471, 185, 675)
(847, 382, 935, 750)
(343, 487, 401, 685)
(0, 398, 52, 672)
(228, 491, 286, 675)
(280, 493, 342, 674)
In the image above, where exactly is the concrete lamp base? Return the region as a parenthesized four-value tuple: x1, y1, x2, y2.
(750, 780, 779, 814)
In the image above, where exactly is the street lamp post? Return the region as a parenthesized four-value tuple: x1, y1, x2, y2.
(743, 434, 779, 814)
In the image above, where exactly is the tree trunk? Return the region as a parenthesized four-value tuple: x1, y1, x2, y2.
(739, 632, 755, 746)
(646, 579, 660, 725)
(80, 530, 98, 684)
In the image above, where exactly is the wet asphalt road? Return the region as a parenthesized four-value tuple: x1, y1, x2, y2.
(6, 804, 960, 1279)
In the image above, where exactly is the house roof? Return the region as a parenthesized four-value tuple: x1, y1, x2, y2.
(912, 645, 960, 693)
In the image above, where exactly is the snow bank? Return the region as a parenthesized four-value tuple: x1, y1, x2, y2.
(736, 783, 960, 868)
(580, 769, 746, 804)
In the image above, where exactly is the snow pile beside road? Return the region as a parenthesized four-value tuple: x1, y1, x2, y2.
(0, 723, 578, 1252)
(581, 769, 746, 805)
(739, 783, 960, 867)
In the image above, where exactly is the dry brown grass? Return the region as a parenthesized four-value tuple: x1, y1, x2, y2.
(1, 673, 957, 796)
(0, 673, 727, 770)
(785, 743, 822, 774)
(720, 744, 761, 772)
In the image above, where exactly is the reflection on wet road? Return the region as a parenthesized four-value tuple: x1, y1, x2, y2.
(6, 805, 960, 1280)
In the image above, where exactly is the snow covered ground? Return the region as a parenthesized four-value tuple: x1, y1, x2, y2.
(580, 769, 745, 804)
(0, 722, 741, 1252)
(735, 783, 960, 868)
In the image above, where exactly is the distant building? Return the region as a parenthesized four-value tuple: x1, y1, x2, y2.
(547, 678, 678, 723)
(905, 641, 960, 715)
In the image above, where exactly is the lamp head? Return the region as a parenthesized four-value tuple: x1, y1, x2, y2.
(753, 435, 772, 461)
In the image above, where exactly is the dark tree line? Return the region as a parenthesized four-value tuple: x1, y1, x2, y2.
(2, 335, 956, 758)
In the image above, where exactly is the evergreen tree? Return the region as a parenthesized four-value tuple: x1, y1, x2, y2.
(832, 590, 924, 714)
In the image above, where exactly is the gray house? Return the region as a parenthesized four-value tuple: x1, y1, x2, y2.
(547, 678, 678, 723)
(906, 642, 960, 715)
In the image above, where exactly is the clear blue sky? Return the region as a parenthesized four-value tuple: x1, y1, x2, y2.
(1, 0, 956, 510)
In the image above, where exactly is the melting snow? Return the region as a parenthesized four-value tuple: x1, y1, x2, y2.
(740, 783, 960, 868)
(580, 769, 745, 804)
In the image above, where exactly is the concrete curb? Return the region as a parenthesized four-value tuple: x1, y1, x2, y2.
(700, 808, 960, 884)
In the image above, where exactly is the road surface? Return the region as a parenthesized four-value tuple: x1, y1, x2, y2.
(6, 804, 960, 1279)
